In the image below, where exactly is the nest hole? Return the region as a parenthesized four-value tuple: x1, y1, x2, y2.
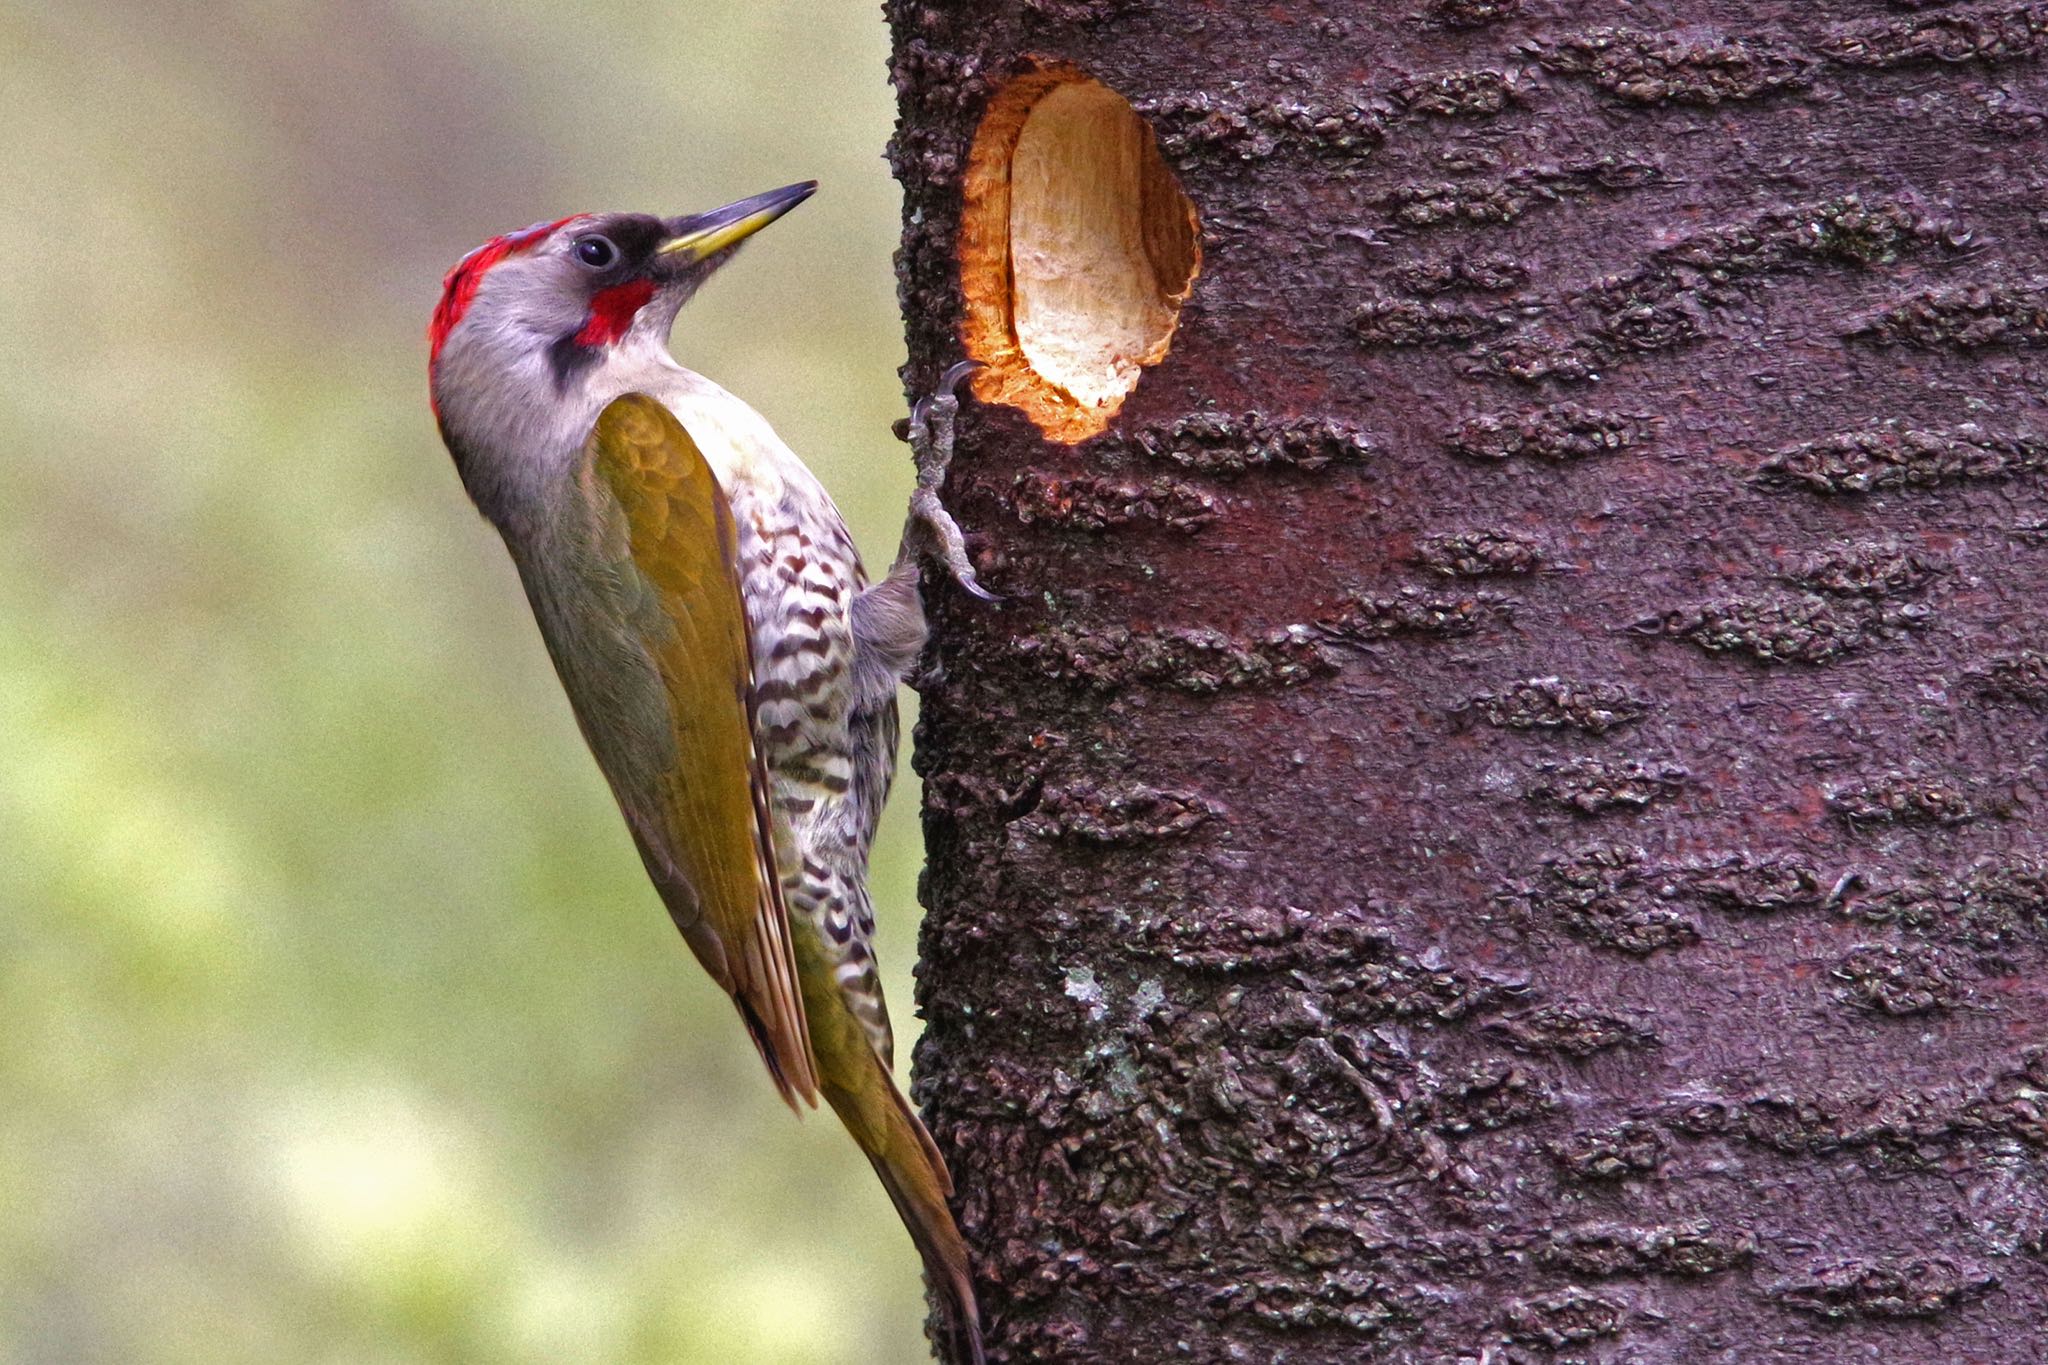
(959, 64, 1201, 444)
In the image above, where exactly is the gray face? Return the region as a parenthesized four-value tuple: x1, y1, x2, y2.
(428, 215, 718, 486)
(427, 184, 815, 533)
(447, 214, 701, 371)
(430, 184, 817, 442)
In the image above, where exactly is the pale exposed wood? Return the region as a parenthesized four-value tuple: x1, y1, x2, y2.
(957, 64, 1198, 443)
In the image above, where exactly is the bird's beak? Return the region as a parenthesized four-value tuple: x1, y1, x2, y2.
(658, 182, 817, 263)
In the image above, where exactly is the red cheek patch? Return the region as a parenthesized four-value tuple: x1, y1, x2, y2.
(575, 280, 659, 347)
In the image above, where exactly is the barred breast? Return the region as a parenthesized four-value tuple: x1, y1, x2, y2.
(732, 476, 899, 1067)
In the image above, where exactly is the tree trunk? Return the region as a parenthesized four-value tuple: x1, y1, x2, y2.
(887, 2, 2048, 1360)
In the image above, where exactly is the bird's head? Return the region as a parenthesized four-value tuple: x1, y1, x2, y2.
(427, 181, 815, 456)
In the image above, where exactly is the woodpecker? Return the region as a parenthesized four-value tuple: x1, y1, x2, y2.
(427, 183, 989, 1362)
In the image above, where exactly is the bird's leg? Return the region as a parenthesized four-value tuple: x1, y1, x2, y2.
(896, 359, 998, 603)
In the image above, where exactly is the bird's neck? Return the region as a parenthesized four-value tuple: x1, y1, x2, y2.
(444, 336, 688, 542)
(444, 334, 810, 556)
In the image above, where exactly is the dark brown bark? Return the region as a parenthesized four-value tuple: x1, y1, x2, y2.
(887, 2, 2048, 1360)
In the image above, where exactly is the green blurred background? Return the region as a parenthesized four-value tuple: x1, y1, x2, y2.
(1, 3, 935, 1361)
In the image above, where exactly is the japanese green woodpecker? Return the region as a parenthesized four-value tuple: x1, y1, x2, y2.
(427, 182, 988, 1362)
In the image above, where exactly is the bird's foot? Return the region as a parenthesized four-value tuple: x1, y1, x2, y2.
(902, 360, 999, 603)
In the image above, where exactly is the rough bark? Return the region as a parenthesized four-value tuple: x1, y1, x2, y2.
(887, 2, 2048, 1360)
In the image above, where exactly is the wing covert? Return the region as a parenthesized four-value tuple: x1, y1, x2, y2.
(582, 393, 819, 1109)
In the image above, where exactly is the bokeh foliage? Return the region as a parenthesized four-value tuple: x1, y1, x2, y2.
(1, 3, 932, 1360)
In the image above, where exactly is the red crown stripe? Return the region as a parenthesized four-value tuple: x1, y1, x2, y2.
(428, 217, 577, 364)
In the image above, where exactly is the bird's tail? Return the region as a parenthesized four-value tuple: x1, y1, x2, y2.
(823, 1056, 985, 1365)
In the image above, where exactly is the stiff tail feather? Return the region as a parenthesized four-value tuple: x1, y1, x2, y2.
(825, 1065, 985, 1365)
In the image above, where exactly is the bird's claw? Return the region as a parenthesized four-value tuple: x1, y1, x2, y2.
(909, 487, 1000, 602)
(906, 360, 982, 465)
(939, 357, 982, 395)
(902, 361, 1000, 603)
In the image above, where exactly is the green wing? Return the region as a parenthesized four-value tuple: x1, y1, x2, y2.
(582, 393, 819, 1109)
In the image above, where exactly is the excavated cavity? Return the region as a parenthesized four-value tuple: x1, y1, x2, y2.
(960, 64, 1201, 443)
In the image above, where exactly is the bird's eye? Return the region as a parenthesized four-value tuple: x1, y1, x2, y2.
(573, 235, 618, 268)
